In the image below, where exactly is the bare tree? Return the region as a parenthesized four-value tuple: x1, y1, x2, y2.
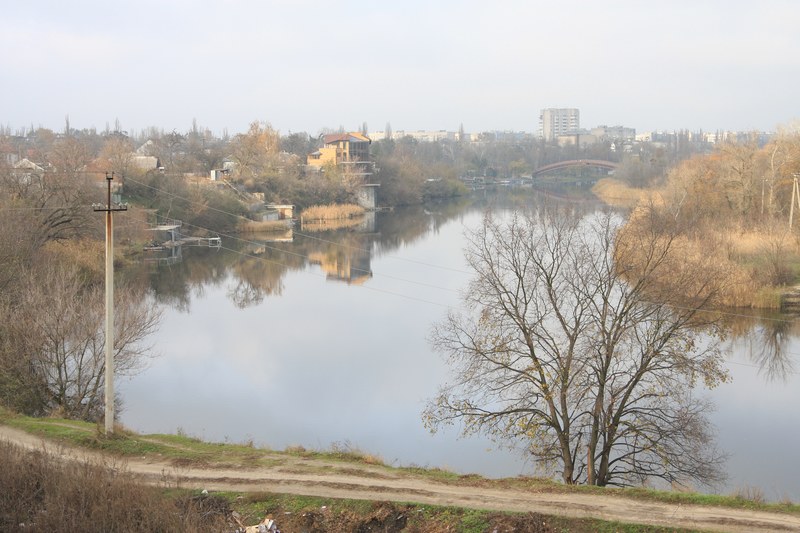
(100, 135, 135, 177)
(424, 208, 729, 488)
(0, 138, 96, 249)
(2, 260, 160, 420)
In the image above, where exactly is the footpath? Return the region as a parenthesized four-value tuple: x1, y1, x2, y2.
(1, 424, 798, 533)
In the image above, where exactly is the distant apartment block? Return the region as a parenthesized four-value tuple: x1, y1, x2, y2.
(590, 125, 636, 141)
(370, 130, 458, 142)
(540, 108, 580, 141)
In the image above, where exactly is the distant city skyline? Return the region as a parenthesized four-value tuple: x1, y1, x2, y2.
(1, 1, 798, 136)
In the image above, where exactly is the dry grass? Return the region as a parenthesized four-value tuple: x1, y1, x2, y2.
(731, 230, 774, 256)
(592, 178, 656, 208)
(301, 203, 365, 222)
(0, 440, 232, 532)
(41, 239, 105, 276)
(733, 485, 767, 505)
(617, 206, 762, 308)
(612, 199, 800, 309)
(285, 441, 385, 466)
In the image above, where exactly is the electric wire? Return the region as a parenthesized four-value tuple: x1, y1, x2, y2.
(4, 192, 800, 325)
(214, 243, 452, 308)
(123, 175, 473, 275)
(8, 175, 799, 326)
(4, 177, 800, 374)
(178, 219, 461, 295)
(119, 175, 800, 327)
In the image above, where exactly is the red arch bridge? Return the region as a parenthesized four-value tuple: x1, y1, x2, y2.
(532, 159, 618, 177)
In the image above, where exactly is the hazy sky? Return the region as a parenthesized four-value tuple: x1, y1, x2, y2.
(2, 1, 798, 136)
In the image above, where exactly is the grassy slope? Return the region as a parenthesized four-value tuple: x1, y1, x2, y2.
(1, 407, 796, 518)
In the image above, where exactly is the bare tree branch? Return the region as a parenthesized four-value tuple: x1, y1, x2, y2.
(424, 207, 728, 488)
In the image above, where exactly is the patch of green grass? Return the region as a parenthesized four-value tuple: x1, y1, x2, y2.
(581, 484, 800, 515)
(0, 411, 281, 467)
(399, 465, 463, 482)
(570, 517, 700, 533)
(459, 508, 490, 533)
(1, 409, 798, 516)
(2, 411, 97, 440)
(218, 492, 380, 526)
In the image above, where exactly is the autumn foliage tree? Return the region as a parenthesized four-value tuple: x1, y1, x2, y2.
(661, 131, 800, 231)
(230, 121, 280, 182)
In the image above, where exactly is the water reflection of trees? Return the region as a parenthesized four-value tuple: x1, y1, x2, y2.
(725, 313, 798, 382)
(227, 252, 288, 308)
(136, 191, 613, 310)
(137, 205, 460, 308)
(140, 246, 231, 312)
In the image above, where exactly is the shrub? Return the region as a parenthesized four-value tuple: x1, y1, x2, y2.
(0, 441, 231, 532)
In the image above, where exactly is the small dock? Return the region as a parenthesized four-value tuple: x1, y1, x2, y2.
(781, 286, 800, 313)
(144, 217, 221, 257)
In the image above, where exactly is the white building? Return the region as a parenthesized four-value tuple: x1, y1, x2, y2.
(591, 125, 636, 141)
(540, 108, 580, 141)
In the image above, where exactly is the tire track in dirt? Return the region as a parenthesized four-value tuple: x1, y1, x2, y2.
(2, 425, 798, 533)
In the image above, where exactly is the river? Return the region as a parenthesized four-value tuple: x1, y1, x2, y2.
(118, 190, 800, 501)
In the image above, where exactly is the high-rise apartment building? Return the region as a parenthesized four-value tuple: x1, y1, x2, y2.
(539, 108, 580, 141)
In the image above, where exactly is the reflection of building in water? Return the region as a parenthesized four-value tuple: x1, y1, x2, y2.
(143, 240, 183, 265)
(308, 247, 373, 285)
(261, 229, 294, 243)
(361, 211, 376, 233)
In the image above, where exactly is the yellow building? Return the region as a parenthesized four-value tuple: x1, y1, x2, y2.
(306, 132, 378, 209)
(306, 132, 372, 170)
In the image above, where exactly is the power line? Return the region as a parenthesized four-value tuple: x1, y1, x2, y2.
(0, 206, 84, 211)
(177, 216, 800, 341)
(18, 174, 798, 326)
(4, 197, 789, 375)
(215, 243, 453, 308)
(122, 176, 473, 275)
(178, 220, 461, 295)
(198, 242, 799, 375)
(289, 228, 473, 275)
(158, 230, 796, 374)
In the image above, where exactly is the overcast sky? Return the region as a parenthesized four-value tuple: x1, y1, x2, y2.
(2, 1, 798, 136)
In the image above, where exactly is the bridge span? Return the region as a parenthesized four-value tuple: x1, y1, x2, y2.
(533, 159, 618, 177)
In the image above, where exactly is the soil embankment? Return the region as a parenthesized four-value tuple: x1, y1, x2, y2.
(1, 425, 798, 533)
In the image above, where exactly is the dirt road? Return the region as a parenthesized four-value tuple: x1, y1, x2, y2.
(2, 425, 798, 533)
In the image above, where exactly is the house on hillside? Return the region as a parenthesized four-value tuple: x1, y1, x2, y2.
(13, 158, 44, 173)
(306, 132, 379, 209)
(307, 132, 369, 165)
(11, 158, 45, 185)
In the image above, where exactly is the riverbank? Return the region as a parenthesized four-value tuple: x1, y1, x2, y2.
(593, 178, 797, 309)
(0, 409, 798, 532)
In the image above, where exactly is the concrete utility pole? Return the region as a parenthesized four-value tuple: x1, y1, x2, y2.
(93, 173, 127, 434)
(790, 175, 800, 230)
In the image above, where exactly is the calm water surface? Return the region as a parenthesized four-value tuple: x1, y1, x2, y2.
(119, 193, 800, 501)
